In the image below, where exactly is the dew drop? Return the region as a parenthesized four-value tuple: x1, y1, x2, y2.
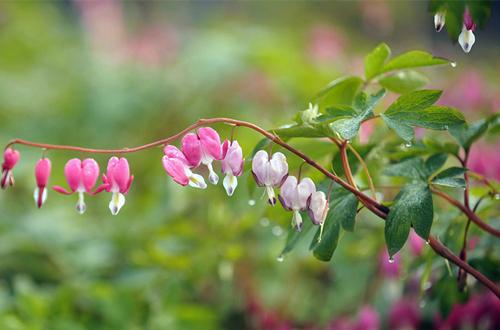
(260, 217, 270, 227)
(404, 141, 412, 148)
(450, 61, 457, 68)
(272, 226, 283, 237)
(248, 199, 256, 206)
(494, 193, 500, 200)
(425, 240, 430, 245)
(276, 255, 284, 262)
(388, 257, 394, 264)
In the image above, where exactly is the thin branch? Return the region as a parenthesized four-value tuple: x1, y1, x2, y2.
(431, 187, 500, 237)
(347, 144, 376, 199)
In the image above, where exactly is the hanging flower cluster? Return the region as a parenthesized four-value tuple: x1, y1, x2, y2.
(434, 7, 476, 53)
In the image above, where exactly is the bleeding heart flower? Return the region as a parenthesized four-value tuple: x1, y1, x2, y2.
(459, 8, 476, 53)
(251, 150, 288, 205)
(278, 176, 316, 230)
(307, 190, 329, 225)
(221, 140, 244, 196)
(162, 145, 207, 189)
(1, 148, 20, 189)
(434, 11, 446, 32)
(53, 158, 101, 214)
(408, 229, 425, 256)
(181, 127, 222, 184)
(34, 158, 51, 208)
(101, 157, 134, 215)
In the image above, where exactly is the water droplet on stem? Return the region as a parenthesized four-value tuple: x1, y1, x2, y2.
(388, 257, 394, 264)
(276, 255, 284, 262)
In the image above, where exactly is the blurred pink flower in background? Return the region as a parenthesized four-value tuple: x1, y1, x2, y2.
(467, 142, 500, 181)
(388, 299, 421, 330)
(359, 0, 393, 35)
(379, 249, 400, 279)
(128, 24, 179, 66)
(359, 121, 374, 144)
(408, 230, 425, 256)
(353, 306, 380, 330)
(307, 24, 346, 64)
(440, 70, 489, 113)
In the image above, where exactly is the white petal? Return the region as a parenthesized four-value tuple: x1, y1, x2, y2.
(223, 174, 238, 196)
(297, 177, 316, 210)
(206, 162, 219, 185)
(265, 185, 276, 205)
(76, 192, 86, 214)
(33, 187, 47, 207)
(458, 28, 475, 53)
(269, 152, 288, 186)
(280, 176, 298, 207)
(251, 150, 269, 185)
(292, 210, 303, 231)
(188, 173, 207, 189)
(434, 12, 445, 32)
(109, 192, 125, 215)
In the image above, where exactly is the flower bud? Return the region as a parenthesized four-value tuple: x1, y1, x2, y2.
(1, 148, 20, 189)
(34, 158, 51, 208)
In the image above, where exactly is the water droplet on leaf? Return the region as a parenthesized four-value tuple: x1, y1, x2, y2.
(276, 255, 284, 262)
(494, 193, 500, 200)
(450, 61, 457, 68)
(248, 199, 256, 206)
(404, 141, 412, 148)
(388, 257, 394, 264)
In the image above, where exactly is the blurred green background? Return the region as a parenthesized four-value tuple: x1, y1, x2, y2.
(0, 1, 499, 329)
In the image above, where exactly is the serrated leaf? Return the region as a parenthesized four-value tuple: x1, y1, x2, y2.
(385, 184, 433, 256)
(379, 70, 429, 94)
(381, 51, 450, 73)
(315, 76, 364, 105)
(381, 115, 415, 141)
(449, 119, 489, 150)
(431, 166, 467, 188)
(317, 105, 358, 124)
(425, 153, 448, 175)
(385, 90, 442, 115)
(365, 42, 391, 80)
(384, 157, 428, 181)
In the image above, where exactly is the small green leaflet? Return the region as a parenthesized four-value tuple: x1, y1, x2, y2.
(364, 42, 391, 80)
(381, 51, 450, 73)
(384, 153, 448, 181)
(385, 183, 433, 257)
(449, 119, 489, 150)
(431, 167, 467, 188)
(315, 76, 364, 105)
(379, 70, 429, 94)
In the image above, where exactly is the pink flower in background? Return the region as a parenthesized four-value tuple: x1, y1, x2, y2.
(182, 128, 223, 185)
(359, 121, 375, 144)
(359, 0, 393, 35)
(379, 249, 400, 279)
(467, 143, 500, 181)
(101, 157, 134, 215)
(162, 145, 207, 189)
(221, 140, 244, 196)
(307, 24, 346, 63)
(440, 70, 487, 112)
(353, 306, 380, 330)
(252, 150, 289, 205)
(1, 148, 20, 189)
(408, 230, 425, 256)
(388, 299, 421, 330)
(437, 293, 500, 329)
(278, 176, 316, 230)
(34, 158, 52, 208)
(53, 158, 101, 214)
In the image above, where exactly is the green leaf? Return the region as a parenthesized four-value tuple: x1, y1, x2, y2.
(385, 184, 433, 256)
(379, 70, 429, 94)
(315, 76, 364, 105)
(272, 124, 330, 139)
(318, 105, 358, 124)
(382, 90, 465, 141)
(250, 138, 271, 158)
(330, 89, 386, 140)
(311, 209, 340, 262)
(384, 157, 428, 181)
(365, 42, 391, 80)
(381, 51, 450, 73)
(432, 167, 467, 188)
(425, 153, 448, 175)
(280, 217, 313, 257)
(332, 144, 374, 177)
(449, 119, 489, 150)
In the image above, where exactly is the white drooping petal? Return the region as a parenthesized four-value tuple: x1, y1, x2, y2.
(269, 152, 288, 186)
(188, 173, 207, 189)
(206, 162, 219, 185)
(109, 192, 125, 215)
(458, 28, 475, 53)
(223, 173, 238, 196)
(297, 177, 316, 210)
(280, 176, 298, 209)
(292, 210, 303, 231)
(265, 186, 276, 205)
(251, 150, 269, 186)
(434, 12, 445, 32)
(76, 191, 86, 214)
(308, 191, 328, 225)
(33, 187, 47, 207)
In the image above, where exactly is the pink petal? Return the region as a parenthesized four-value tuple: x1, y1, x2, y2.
(35, 158, 51, 187)
(182, 133, 202, 167)
(162, 156, 189, 186)
(222, 140, 244, 176)
(198, 127, 222, 160)
(82, 158, 100, 192)
(164, 145, 188, 164)
(64, 158, 82, 192)
(2, 148, 20, 170)
(52, 186, 73, 195)
(113, 158, 131, 193)
(251, 150, 269, 186)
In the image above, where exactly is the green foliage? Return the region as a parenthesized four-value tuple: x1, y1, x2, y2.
(381, 51, 450, 73)
(315, 76, 364, 105)
(379, 70, 429, 94)
(382, 90, 465, 141)
(364, 42, 391, 80)
(449, 119, 489, 150)
(431, 167, 467, 188)
(385, 183, 433, 256)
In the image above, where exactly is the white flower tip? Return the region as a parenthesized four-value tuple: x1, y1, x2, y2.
(434, 12, 445, 32)
(76, 192, 86, 214)
(109, 192, 125, 215)
(188, 174, 207, 189)
(459, 29, 475, 53)
(265, 186, 276, 206)
(209, 171, 219, 185)
(292, 210, 303, 231)
(33, 187, 47, 208)
(223, 174, 238, 197)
